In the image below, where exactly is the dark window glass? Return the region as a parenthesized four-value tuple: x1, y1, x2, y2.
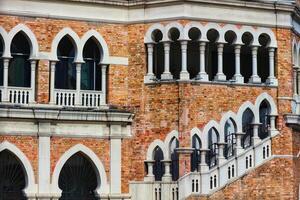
(58, 153, 98, 200)
(153, 147, 164, 181)
(224, 119, 236, 158)
(9, 32, 31, 87)
(259, 100, 271, 139)
(242, 109, 254, 148)
(0, 150, 26, 200)
(55, 36, 76, 89)
(207, 128, 219, 168)
(82, 38, 101, 91)
(170, 138, 179, 181)
(0, 38, 3, 86)
(191, 135, 201, 172)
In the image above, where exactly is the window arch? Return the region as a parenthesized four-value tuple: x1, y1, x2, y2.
(55, 36, 76, 90)
(207, 128, 219, 168)
(187, 28, 201, 79)
(259, 100, 271, 139)
(242, 108, 254, 148)
(152, 30, 164, 79)
(170, 138, 179, 181)
(58, 152, 98, 200)
(9, 32, 31, 87)
(169, 28, 181, 80)
(191, 135, 201, 172)
(206, 29, 219, 80)
(153, 146, 164, 181)
(224, 118, 236, 158)
(81, 38, 102, 91)
(223, 31, 236, 80)
(240, 32, 253, 83)
(0, 150, 26, 200)
(257, 34, 271, 83)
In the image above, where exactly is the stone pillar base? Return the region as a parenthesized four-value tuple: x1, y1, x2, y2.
(252, 136, 261, 146)
(161, 72, 173, 80)
(180, 71, 190, 80)
(196, 72, 209, 81)
(144, 74, 155, 83)
(233, 74, 244, 83)
(214, 73, 226, 81)
(266, 77, 278, 86)
(249, 75, 261, 83)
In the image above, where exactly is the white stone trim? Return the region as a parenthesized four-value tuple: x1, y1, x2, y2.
(144, 23, 165, 43)
(164, 22, 184, 41)
(164, 130, 179, 159)
(201, 120, 221, 149)
(255, 92, 278, 115)
(190, 127, 204, 147)
(6, 24, 39, 59)
(146, 139, 167, 160)
(237, 101, 259, 124)
(219, 111, 240, 143)
(51, 144, 109, 196)
(0, 26, 9, 57)
(0, 141, 37, 194)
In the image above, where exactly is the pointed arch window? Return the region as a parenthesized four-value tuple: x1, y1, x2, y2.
(55, 36, 76, 90)
(82, 38, 102, 91)
(170, 138, 179, 181)
(58, 152, 98, 200)
(153, 146, 164, 181)
(207, 128, 219, 168)
(259, 100, 271, 139)
(0, 37, 3, 86)
(224, 119, 236, 158)
(242, 109, 254, 148)
(191, 135, 201, 172)
(0, 150, 26, 200)
(9, 32, 31, 87)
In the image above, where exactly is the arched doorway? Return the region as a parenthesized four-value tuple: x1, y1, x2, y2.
(0, 150, 27, 200)
(58, 152, 99, 200)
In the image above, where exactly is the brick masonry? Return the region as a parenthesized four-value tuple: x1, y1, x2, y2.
(0, 14, 299, 199)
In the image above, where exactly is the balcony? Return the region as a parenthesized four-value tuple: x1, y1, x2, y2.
(0, 86, 34, 105)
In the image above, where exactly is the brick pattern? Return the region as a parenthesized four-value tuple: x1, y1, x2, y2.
(0, 14, 299, 198)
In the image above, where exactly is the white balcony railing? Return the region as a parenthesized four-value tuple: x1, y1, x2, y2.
(54, 89, 105, 107)
(130, 181, 178, 200)
(8, 87, 33, 104)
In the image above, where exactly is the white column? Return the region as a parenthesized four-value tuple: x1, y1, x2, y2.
(2, 58, 10, 102)
(30, 60, 36, 103)
(101, 64, 107, 105)
(269, 115, 278, 137)
(251, 123, 261, 145)
(199, 149, 209, 173)
(110, 138, 121, 193)
(38, 122, 51, 197)
(162, 160, 172, 181)
(297, 69, 300, 95)
(214, 43, 226, 81)
(293, 65, 298, 96)
(144, 160, 155, 181)
(161, 42, 173, 80)
(233, 45, 244, 83)
(235, 132, 245, 155)
(197, 42, 208, 81)
(75, 62, 81, 106)
(266, 47, 278, 86)
(144, 43, 155, 83)
(49, 61, 56, 105)
(217, 142, 226, 164)
(249, 46, 261, 83)
(180, 40, 189, 80)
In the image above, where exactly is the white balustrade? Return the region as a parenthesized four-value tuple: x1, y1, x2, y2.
(7, 87, 32, 104)
(80, 90, 104, 107)
(54, 89, 76, 106)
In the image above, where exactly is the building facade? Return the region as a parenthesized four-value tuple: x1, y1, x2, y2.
(0, 0, 300, 199)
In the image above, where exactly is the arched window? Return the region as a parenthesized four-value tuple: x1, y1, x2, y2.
(207, 128, 219, 168)
(258, 34, 271, 83)
(152, 30, 164, 79)
(58, 152, 98, 200)
(241, 32, 253, 83)
(191, 135, 201, 172)
(187, 28, 201, 79)
(0, 150, 26, 200)
(82, 38, 101, 91)
(224, 118, 236, 158)
(206, 29, 219, 80)
(0, 37, 3, 86)
(223, 31, 236, 80)
(242, 108, 254, 148)
(259, 100, 271, 139)
(9, 32, 31, 87)
(55, 36, 76, 90)
(170, 138, 179, 181)
(169, 28, 181, 80)
(153, 146, 164, 181)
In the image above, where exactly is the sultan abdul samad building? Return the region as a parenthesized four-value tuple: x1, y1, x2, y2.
(0, 0, 300, 199)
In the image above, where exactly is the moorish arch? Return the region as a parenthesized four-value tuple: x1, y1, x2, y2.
(0, 141, 37, 197)
(51, 144, 109, 197)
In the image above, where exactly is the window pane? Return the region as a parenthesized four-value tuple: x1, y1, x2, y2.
(81, 60, 95, 90)
(55, 58, 76, 89)
(8, 55, 31, 87)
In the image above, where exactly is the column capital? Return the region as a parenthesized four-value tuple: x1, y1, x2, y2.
(217, 142, 227, 147)
(144, 160, 155, 164)
(268, 47, 276, 52)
